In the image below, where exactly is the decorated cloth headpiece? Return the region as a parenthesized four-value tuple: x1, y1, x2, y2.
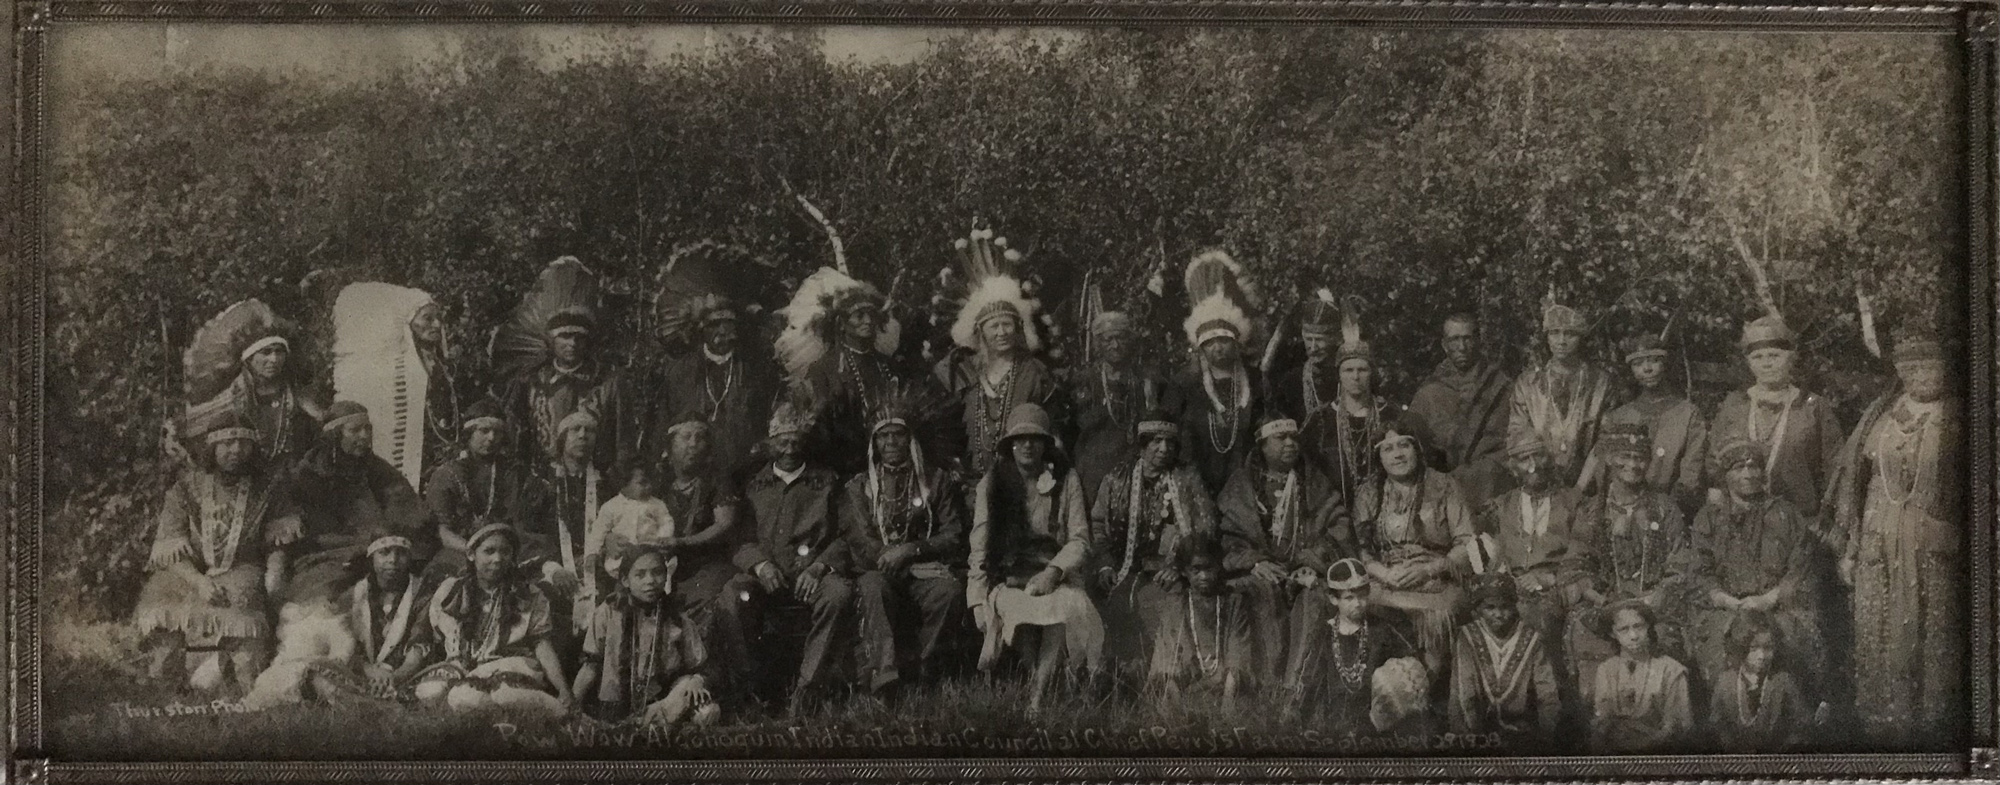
(201, 412, 259, 446)
(1325, 557, 1369, 592)
(461, 399, 506, 432)
(1137, 418, 1180, 441)
(556, 410, 598, 441)
(1467, 570, 1519, 608)
(767, 398, 817, 439)
(1621, 333, 1669, 363)
(239, 335, 290, 362)
(1505, 427, 1548, 459)
(464, 522, 520, 555)
(322, 401, 370, 433)
(1892, 326, 1944, 365)
(1257, 417, 1301, 442)
(366, 535, 414, 557)
(1715, 437, 1767, 471)
(1541, 288, 1586, 334)
(664, 417, 710, 446)
(1599, 421, 1651, 458)
(1090, 311, 1135, 339)
(1739, 314, 1796, 353)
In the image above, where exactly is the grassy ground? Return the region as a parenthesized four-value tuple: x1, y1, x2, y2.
(48, 620, 1360, 762)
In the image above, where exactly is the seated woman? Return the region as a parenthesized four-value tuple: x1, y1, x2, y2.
(286, 401, 430, 604)
(967, 404, 1104, 714)
(133, 415, 301, 694)
(413, 523, 573, 716)
(241, 534, 439, 710)
(571, 545, 721, 726)
(1350, 426, 1476, 673)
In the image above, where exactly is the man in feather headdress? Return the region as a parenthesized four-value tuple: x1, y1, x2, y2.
(932, 225, 1064, 481)
(1172, 251, 1264, 494)
(423, 400, 535, 580)
(649, 295, 779, 484)
(134, 414, 302, 693)
(179, 301, 325, 473)
(1216, 415, 1352, 689)
(1408, 312, 1516, 508)
(832, 391, 969, 695)
(778, 268, 911, 478)
(1071, 311, 1176, 507)
(494, 259, 636, 475)
(1507, 296, 1615, 489)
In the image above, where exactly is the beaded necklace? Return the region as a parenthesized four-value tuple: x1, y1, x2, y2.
(703, 358, 738, 415)
(1186, 594, 1225, 676)
(1881, 399, 1936, 505)
(1331, 616, 1371, 687)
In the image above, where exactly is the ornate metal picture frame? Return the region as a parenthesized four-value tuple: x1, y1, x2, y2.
(6, 0, 1997, 782)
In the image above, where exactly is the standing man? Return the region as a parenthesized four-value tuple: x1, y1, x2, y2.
(497, 304, 635, 473)
(1408, 312, 1515, 508)
(732, 400, 856, 715)
(1508, 297, 1615, 489)
(1268, 297, 1341, 423)
(1600, 332, 1707, 514)
(781, 270, 910, 477)
(1071, 312, 1173, 506)
(1216, 415, 1351, 689)
(651, 295, 779, 484)
(836, 396, 970, 695)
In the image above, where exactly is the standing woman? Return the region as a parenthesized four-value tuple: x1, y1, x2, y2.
(1707, 314, 1843, 521)
(935, 226, 1063, 482)
(1829, 329, 1962, 747)
(1173, 251, 1264, 494)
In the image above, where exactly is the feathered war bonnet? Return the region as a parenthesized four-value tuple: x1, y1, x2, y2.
(772, 267, 900, 384)
(1181, 250, 1255, 351)
(946, 221, 1041, 354)
(489, 256, 602, 381)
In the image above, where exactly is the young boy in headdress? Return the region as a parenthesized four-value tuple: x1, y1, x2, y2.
(571, 544, 721, 727)
(1448, 571, 1563, 750)
(1283, 558, 1424, 734)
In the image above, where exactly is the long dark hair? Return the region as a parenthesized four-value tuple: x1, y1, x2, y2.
(985, 434, 1071, 571)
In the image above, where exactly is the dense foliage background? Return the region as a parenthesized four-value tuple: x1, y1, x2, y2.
(45, 26, 1963, 619)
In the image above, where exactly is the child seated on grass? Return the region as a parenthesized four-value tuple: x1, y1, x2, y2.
(1706, 610, 1810, 752)
(1448, 571, 1562, 749)
(570, 545, 720, 727)
(1147, 534, 1252, 704)
(1587, 599, 1692, 753)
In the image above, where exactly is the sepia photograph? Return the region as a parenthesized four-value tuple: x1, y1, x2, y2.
(8, 3, 1996, 780)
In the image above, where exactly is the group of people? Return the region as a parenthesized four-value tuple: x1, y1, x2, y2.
(128, 237, 1960, 754)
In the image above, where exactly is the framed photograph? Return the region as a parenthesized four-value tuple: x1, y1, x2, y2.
(6, 0, 1996, 782)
